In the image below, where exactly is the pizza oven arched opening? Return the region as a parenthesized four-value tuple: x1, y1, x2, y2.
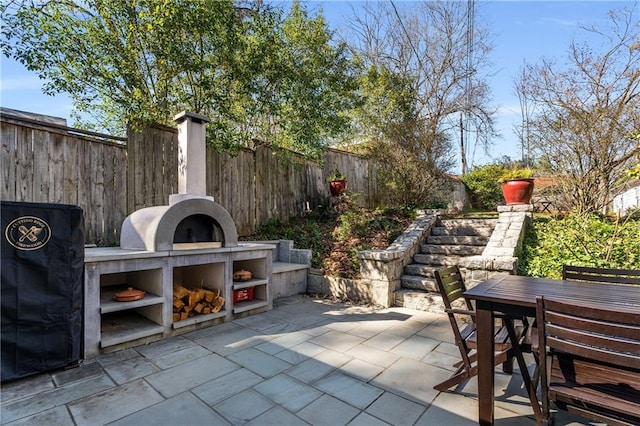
(173, 214, 224, 245)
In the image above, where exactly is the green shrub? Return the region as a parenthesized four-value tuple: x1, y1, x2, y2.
(519, 212, 640, 278)
(461, 164, 508, 210)
(251, 214, 328, 268)
(243, 200, 416, 276)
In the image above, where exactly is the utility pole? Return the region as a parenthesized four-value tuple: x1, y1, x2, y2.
(460, 112, 467, 174)
(460, 0, 474, 174)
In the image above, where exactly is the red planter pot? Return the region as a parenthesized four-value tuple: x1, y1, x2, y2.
(329, 179, 347, 196)
(502, 179, 534, 205)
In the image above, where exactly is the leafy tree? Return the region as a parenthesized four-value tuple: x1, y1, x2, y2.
(1, 0, 241, 134)
(514, 6, 640, 214)
(1, 0, 358, 159)
(345, 1, 497, 175)
(234, 1, 359, 160)
(336, 1, 496, 206)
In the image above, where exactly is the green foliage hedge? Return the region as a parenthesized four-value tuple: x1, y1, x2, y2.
(460, 164, 508, 210)
(519, 212, 640, 279)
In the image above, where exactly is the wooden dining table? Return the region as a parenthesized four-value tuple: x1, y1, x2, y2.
(464, 274, 640, 425)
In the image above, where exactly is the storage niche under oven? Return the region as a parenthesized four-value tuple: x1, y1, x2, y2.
(232, 257, 269, 314)
(98, 267, 165, 349)
(172, 261, 226, 328)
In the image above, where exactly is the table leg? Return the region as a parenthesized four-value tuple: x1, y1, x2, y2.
(476, 301, 494, 425)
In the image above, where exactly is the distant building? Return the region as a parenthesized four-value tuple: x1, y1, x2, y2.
(0, 107, 67, 127)
(613, 179, 640, 216)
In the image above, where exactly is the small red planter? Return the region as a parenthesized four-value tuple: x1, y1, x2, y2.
(502, 179, 535, 205)
(329, 179, 347, 196)
(233, 287, 254, 303)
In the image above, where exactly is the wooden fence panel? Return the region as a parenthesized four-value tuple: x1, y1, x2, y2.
(207, 148, 256, 236)
(254, 146, 311, 227)
(126, 125, 178, 212)
(3, 116, 386, 244)
(16, 124, 34, 201)
(49, 132, 65, 204)
(62, 133, 79, 206)
(31, 127, 50, 202)
(1, 121, 16, 199)
(319, 149, 378, 207)
(2, 117, 127, 246)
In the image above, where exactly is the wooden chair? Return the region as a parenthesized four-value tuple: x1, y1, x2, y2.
(433, 266, 528, 392)
(562, 265, 640, 285)
(536, 296, 640, 425)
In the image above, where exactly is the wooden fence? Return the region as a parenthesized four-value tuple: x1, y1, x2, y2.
(1, 112, 382, 244)
(1, 114, 127, 245)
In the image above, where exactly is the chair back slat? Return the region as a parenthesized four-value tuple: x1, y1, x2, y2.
(546, 333, 640, 369)
(545, 311, 640, 340)
(434, 266, 467, 308)
(537, 295, 640, 424)
(562, 265, 640, 285)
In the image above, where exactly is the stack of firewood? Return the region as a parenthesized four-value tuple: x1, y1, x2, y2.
(172, 283, 225, 321)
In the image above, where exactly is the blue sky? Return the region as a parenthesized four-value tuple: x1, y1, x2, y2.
(0, 0, 635, 169)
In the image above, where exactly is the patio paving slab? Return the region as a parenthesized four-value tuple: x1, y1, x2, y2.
(345, 343, 400, 368)
(309, 330, 364, 353)
(371, 356, 449, 405)
(338, 358, 384, 382)
(102, 356, 160, 384)
(67, 378, 163, 425)
(253, 374, 322, 412)
(108, 392, 228, 426)
(0, 295, 598, 426)
(296, 394, 360, 426)
(213, 389, 275, 423)
(313, 371, 383, 409)
(1, 374, 115, 424)
(51, 361, 104, 387)
(226, 348, 291, 378)
(274, 342, 326, 364)
(191, 368, 263, 406)
(284, 357, 336, 384)
(3, 405, 73, 426)
(0, 373, 55, 404)
(365, 391, 426, 425)
(244, 405, 309, 426)
(347, 411, 392, 426)
(144, 353, 238, 398)
(389, 334, 440, 360)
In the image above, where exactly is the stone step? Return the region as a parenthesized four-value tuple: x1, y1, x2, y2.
(394, 289, 445, 314)
(430, 226, 494, 237)
(420, 244, 484, 256)
(436, 218, 497, 228)
(404, 264, 436, 277)
(412, 254, 465, 266)
(400, 275, 438, 292)
(426, 235, 489, 246)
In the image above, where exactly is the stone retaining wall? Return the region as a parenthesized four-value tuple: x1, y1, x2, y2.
(307, 205, 534, 308)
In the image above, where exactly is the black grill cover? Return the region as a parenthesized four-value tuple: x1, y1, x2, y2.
(1, 201, 84, 382)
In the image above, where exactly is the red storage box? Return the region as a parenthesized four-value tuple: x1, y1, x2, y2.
(233, 287, 254, 303)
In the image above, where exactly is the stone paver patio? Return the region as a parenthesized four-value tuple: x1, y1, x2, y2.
(1, 296, 591, 425)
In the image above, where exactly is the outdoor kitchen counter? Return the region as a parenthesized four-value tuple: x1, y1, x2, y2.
(83, 243, 275, 358)
(84, 243, 276, 262)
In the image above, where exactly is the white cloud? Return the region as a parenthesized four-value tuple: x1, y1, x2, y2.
(539, 17, 578, 27)
(496, 104, 521, 118)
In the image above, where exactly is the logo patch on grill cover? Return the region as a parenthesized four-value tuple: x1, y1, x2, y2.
(5, 216, 52, 250)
